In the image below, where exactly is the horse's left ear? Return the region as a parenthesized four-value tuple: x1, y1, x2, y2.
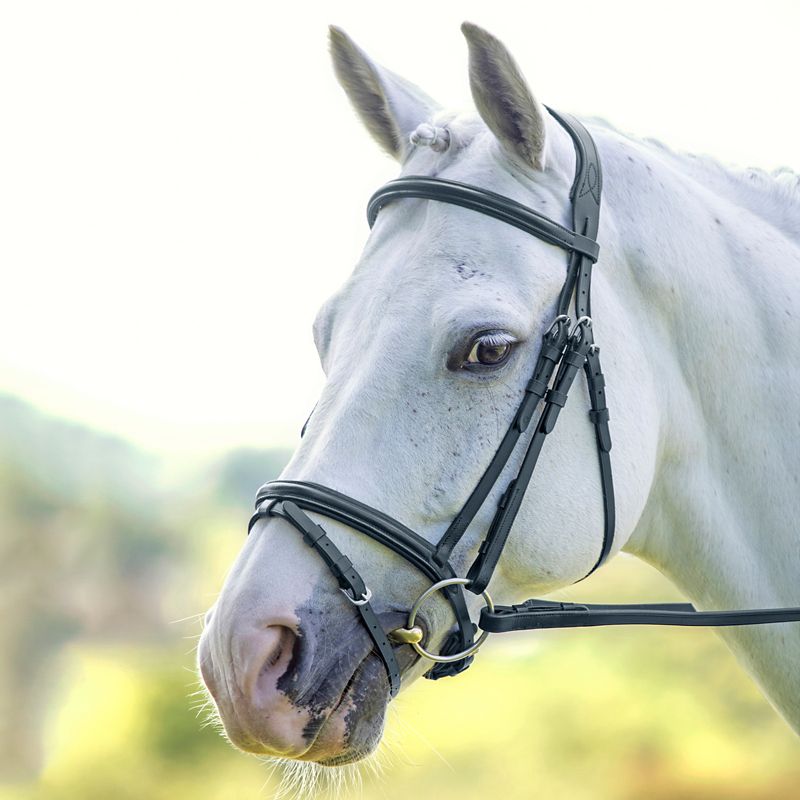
(329, 26, 441, 161)
(461, 22, 547, 171)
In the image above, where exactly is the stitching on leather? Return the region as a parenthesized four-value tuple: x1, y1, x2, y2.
(579, 162, 601, 204)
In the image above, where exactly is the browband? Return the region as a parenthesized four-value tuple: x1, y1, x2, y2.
(367, 176, 600, 263)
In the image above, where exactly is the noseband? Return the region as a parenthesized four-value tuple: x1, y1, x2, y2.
(249, 108, 800, 698)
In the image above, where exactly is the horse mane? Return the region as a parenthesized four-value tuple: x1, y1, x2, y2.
(426, 110, 800, 244)
(587, 115, 800, 244)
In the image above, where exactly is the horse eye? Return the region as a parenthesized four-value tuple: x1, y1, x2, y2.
(463, 332, 516, 368)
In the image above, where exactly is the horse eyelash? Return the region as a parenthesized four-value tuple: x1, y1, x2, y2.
(476, 332, 517, 347)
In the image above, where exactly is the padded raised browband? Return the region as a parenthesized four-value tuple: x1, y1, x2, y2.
(367, 176, 600, 263)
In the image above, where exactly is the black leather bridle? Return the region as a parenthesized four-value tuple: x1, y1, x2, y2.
(248, 108, 800, 699)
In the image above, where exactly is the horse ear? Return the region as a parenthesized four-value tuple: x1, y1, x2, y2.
(329, 26, 440, 161)
(461, 22, 547, 171)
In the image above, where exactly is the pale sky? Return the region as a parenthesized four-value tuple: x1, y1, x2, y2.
(1, 1, 797, 456)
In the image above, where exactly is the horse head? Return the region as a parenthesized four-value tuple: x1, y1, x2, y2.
(197, 22, 657, 765)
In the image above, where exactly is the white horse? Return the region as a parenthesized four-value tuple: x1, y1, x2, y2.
(198, 22, 800, 766)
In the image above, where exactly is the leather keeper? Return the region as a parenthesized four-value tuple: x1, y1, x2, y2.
(589, 409, 612, 452)
(331, 553, 354, 576)
(303, 524, 328, 547)
(573, 233, 600, 262)
(562, 349, 587, 369)
(539, 342, 565, 364)
(525, 377, 549, 396)
(545, 387, 569, 408)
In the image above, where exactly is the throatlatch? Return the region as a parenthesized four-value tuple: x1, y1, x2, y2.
(249, 108, 800, 698)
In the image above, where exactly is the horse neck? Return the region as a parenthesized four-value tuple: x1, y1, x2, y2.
(596, 125, 800, 613)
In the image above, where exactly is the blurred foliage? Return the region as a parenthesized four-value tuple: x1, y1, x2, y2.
(0, 394, 798, 799)
(213, 447, 292, 509)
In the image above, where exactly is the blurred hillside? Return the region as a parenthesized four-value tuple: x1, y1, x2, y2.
(0, 395, 289, 784)
(0, 394, 798, 800)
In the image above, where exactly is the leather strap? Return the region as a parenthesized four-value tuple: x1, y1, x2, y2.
(249, 499, 402, 697)
(552, 106, 601, 320)
(431, 111, 610, 591)
(300, 403, 317, 438)
(466, 324, 595, 593)
(547, 107, 602, 243)
(481, 599, 800, 633)
(368, 177, 600, 263)
(253, 481, 477, 679)
(581, 346, 615, 576)
(549, 109, 616, 578)
(432, 317, 570, 568)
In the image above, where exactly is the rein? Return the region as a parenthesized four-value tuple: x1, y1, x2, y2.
(248, 108, 800, 698)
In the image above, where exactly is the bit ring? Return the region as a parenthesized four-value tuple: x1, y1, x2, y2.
(401, 577, 493, 663)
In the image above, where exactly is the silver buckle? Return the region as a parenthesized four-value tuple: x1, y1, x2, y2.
(341, 586, 373, 606)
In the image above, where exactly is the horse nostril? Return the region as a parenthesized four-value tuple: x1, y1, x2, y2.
(241, 625, 297, 705)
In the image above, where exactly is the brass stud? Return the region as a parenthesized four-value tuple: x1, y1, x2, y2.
(388, 626, 424, 645)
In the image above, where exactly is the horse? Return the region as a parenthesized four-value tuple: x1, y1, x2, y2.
(198, 22, 800, 767)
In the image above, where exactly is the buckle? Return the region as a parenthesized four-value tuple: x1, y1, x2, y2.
(340, 586, 373, 606)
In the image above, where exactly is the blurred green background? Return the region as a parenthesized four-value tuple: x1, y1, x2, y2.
(1, 392, 798, 800)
